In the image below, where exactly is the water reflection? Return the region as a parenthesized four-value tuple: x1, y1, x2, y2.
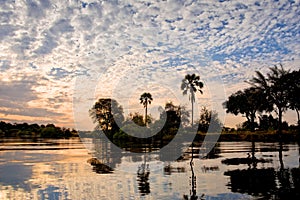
(0, 138, 299, 199)
(225, 167, 300, 199)
(183, 161, 198, 200)
(223, 141, 300, 199)
(137, 162, 150, 196)
(87, 158, 114, 173)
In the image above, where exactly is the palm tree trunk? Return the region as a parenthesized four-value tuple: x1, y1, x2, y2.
(278, 107, 282, 135)
(295, 108, 299, 126)
(191, 101, 194, 127)
(145, 102, 148, 126)
(191, 101, 194, 164)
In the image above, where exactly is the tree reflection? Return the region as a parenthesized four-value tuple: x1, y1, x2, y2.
(87, 134, 123, 174)
(183, 146, 206, 200)
(87, 158, 114, 174)
(137, 153, 150, 196)
(225, 167, 300, 199)
(279, 140, 284, 169)
(221, 141, 271, 167)
(224, 141, 300, 199)
(225, 168, 277, 198)
(190, 161, 197, 200)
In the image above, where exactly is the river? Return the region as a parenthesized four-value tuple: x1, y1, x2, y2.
(0, 137, 299, 199)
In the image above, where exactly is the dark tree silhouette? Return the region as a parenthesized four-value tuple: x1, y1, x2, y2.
(223, 87, 270, 132)
(0, 121, 77, 138)
(249, 64, 291, 134)
(89, 98, 124, 139)
(181, 74, 204, 165)
(285, 69, 300, 126)
(137, 159, 150, 196)
(198, 107, 223, 133)
(139, 93, 153, 126)
(125, 112, 146, 126)
(181, 74, 204, 126)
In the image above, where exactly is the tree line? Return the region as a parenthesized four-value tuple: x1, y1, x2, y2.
(0, 121, 78, 138)
(89, 74, 223, 144)
(223, 64, 299, 133)
(89, 98, 221, 143)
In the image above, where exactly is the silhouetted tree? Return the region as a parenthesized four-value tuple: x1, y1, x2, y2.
(285, 69, 300, 126)
(259, 114, 278, 131)
(164, 102, 190, 127)
(164, 102, 181, 128)
(0, 121, 76, 138)
(223, 87, 270, 132)
(89, 98, 124, 139)
(181, 74, 204, 165)
(41, 126, 57, 138)
(181, 74, 204, 126)
(198, 107, 223, 133)
(249, 64, 290, 134)
(126, 112, 145, 126)
(140, 93, 153, 126)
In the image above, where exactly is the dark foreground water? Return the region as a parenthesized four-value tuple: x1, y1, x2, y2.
(0, 138, 299, 200)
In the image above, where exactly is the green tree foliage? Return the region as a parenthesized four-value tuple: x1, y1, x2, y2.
(160, 102, 181, 134)
(89, 98, 124, 139)
(150, 102, 189, 139)
(139, 93, 153, 126)
(0, 121, 77, 138)
(181, 74, 204, 126)
(249, 64, 291, 133)
(41, 126, 58, 138)
(126, 112, 146, 126)
(119, 112, 151, 139)
(198, 107, 223, 133)
(223, 87, 270, 132)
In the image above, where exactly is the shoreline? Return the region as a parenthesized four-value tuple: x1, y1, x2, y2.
(1, 130, 298, 144)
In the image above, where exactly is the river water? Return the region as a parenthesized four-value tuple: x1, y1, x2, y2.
(0, 137, 299, 199)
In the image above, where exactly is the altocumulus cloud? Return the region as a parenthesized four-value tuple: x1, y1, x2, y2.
(0, 0, 299, 129)
(0, 75, 63, 118)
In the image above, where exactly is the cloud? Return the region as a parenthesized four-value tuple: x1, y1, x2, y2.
(0, 60, 11, 72)
(0, 75, 68, 121)
(0, 77, 38, 103)
(47, 67, 73, 80)
(0, 0, 299, 129)
(0, 24, 17, 40)
(26, 0, 52, 18)
(0, 107, 63, 118)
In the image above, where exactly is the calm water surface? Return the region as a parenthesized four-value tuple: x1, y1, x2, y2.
(0, 138, 299, 200)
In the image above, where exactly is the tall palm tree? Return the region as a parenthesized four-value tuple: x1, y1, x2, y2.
(249, 64, 290, 134)
(285, 69, 300, 127)
(181, 74, 204, 126)
(139, 92, 153, 126)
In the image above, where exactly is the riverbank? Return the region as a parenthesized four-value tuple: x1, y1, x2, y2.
(1, 127, 298, 143)
(194, 130, 299, 143)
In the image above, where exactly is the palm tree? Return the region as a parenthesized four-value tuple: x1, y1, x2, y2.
(181, 74, 204, 165)
(249, 64, 290, 134)
(285, 70, 300, 127)
(139, 93, 153, 126)
(181, 74, 204, 126)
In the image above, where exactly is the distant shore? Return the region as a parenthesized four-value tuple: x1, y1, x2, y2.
(195, 130, 299, 143)
(1, 119, 298, 143)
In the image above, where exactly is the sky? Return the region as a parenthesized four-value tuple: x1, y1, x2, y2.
(0, 0, 299, 131)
